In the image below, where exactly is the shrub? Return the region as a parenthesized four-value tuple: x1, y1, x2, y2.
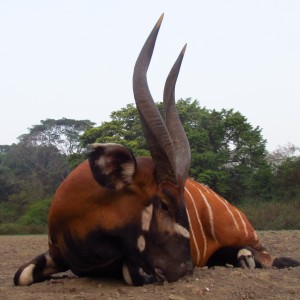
(19, 198, 51, 226)
(0, 202, 19, 223)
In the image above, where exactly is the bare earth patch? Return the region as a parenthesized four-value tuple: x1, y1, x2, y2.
(1, 231, 299, 300)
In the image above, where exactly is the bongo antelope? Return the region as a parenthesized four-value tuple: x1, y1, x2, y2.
(14, 14, 299, 287)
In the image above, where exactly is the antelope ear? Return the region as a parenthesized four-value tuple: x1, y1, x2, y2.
(88, 143, 137, 190)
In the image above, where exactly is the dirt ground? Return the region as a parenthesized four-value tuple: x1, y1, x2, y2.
(1, 231, 299, 300)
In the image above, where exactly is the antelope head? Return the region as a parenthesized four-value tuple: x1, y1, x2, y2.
(128, 14, 192, 284)
(89, 14, 192, 285)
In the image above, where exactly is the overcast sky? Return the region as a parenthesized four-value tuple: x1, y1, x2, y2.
(1, 1, 299, 151)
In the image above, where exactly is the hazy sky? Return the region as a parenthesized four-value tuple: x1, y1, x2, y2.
(1, 1, 299, 151)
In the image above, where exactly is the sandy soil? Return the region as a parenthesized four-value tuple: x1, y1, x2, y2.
(1, 231, 299, 300)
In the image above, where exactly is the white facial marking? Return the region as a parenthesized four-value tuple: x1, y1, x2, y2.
(174, 223, 190, 239)
(122, 264, 133, 285)
(95, 156, 108, 170)
(18, 264, 35, 286)
(137, 235, 146, 252)
(141, 204, 153, 231)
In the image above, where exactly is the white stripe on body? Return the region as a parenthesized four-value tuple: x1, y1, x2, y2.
(185, 207, 199, 264)
(233, 207, 249, 237)
(212, 190, 240, 231)
(191, 182, 218, 244)
(199, 183, 211, 194)
(185, 186, 207, 265)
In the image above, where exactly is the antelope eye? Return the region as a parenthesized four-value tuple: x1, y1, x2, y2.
(160, 200, 169, 212)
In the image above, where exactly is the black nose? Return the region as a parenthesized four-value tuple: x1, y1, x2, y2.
(180, 260, 193, 273)
(184, 260, 194, 275)
(153, 257, 194, 283)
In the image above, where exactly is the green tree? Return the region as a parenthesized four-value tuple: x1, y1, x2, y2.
(20, 198, 51, 226)
(81, 98, 271, 202)
(81, 104, 149, 156)
(177, 100, 272, 201)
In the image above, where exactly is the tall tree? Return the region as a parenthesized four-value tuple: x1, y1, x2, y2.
(0, 145, 17, 202)
(268, 144, 300, 200)
(267, 143, 300, 167)
(19, 118, 95, 155)
(274, 157, 300, 199)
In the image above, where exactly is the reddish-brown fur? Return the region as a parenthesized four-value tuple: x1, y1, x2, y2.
(48, 158, 157, 256)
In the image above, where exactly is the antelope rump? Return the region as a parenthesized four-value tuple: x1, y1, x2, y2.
(14, 14, 299, 287)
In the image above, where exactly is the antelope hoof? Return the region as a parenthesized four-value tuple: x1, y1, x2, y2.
(237, 248, 256, 269)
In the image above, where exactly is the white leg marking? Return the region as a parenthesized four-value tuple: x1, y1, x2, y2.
(141, 204, 153, 231)
(18, 264, 35, 286)
(238, 248, 252, 257)
(173, 223, 190, 239)
(238, 248, 255, 269)
(122, 264, 133, 285)
(137, 235, 146, 252)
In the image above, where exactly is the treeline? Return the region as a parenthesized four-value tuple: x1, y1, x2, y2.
(0, 98, 299, 232)
(0, 118, 94, 232)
